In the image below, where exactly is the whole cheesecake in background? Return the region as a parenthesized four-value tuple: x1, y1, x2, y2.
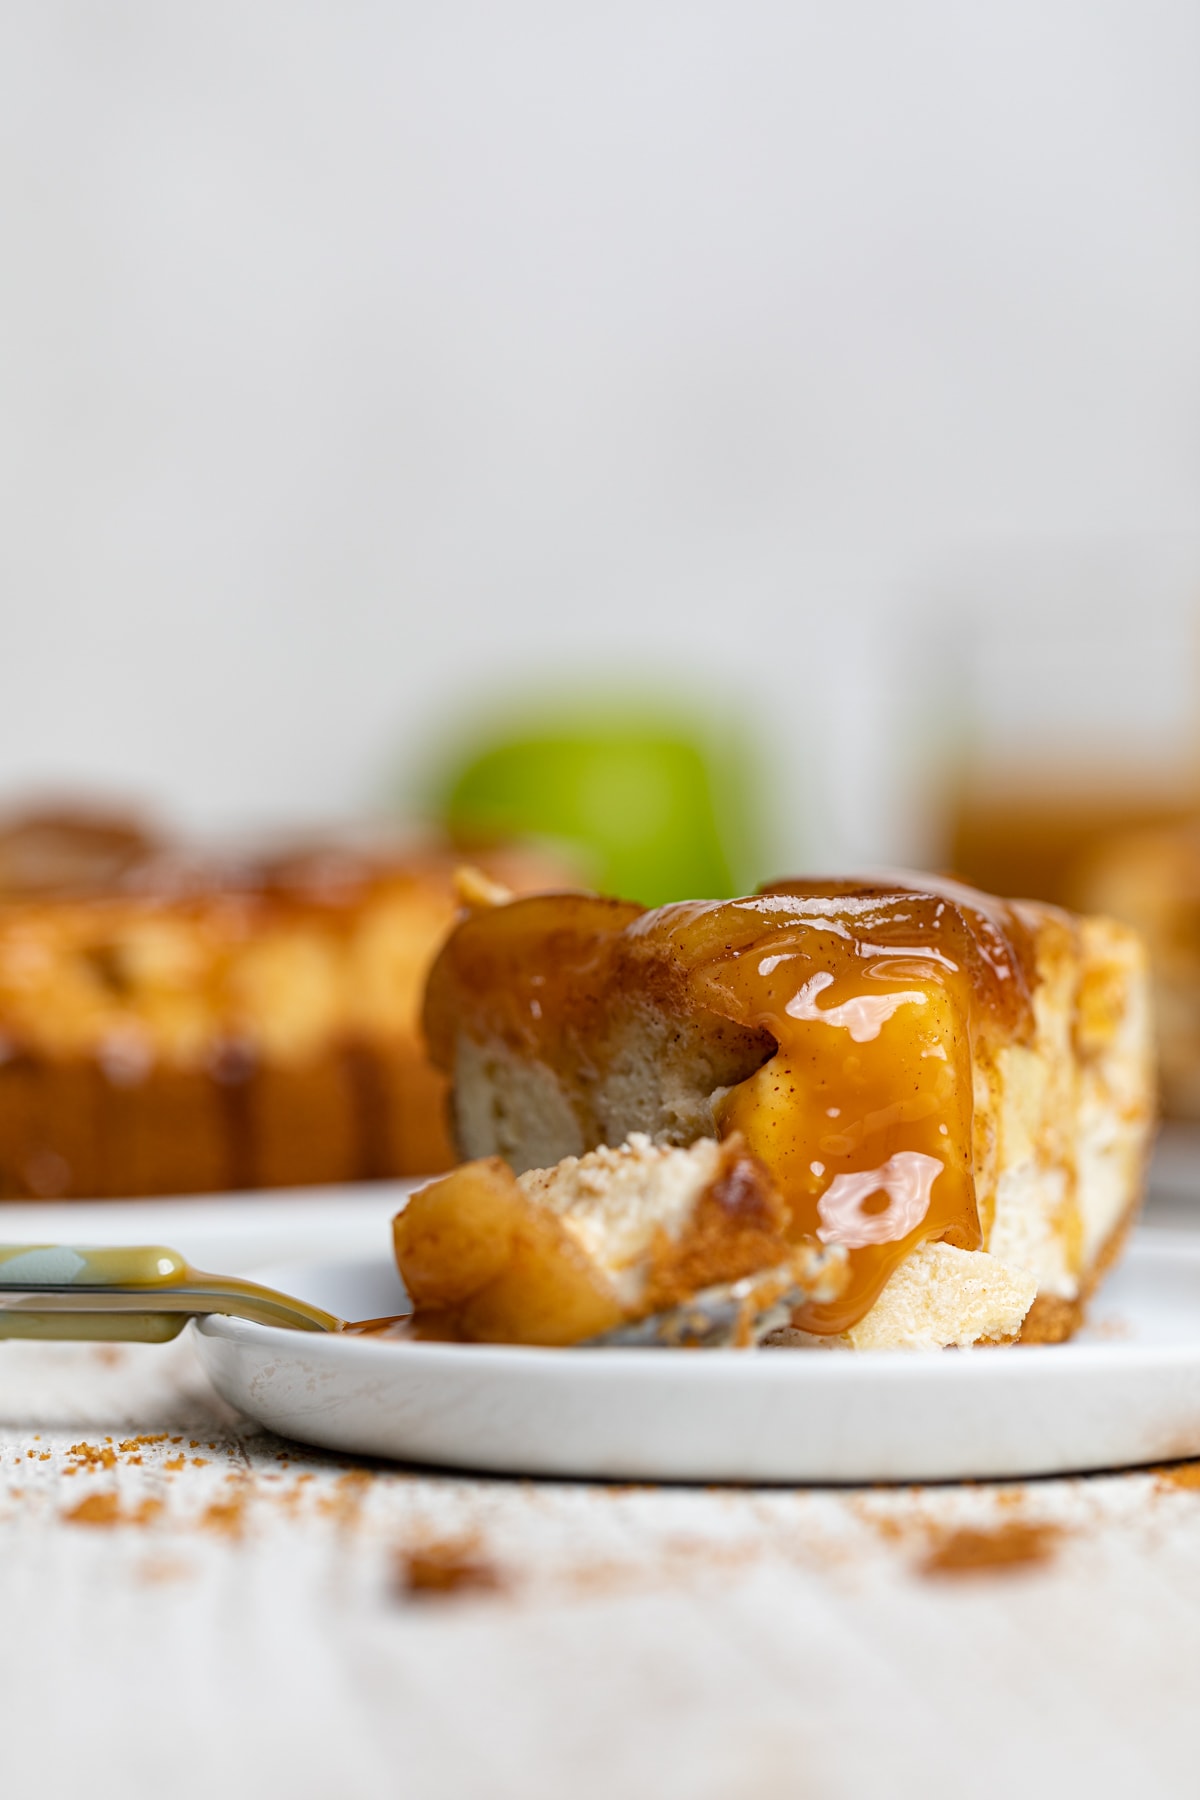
(420, 874, 1155, 1348)
(0, 805, 569, 1200)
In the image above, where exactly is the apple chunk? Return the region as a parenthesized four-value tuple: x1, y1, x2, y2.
(394, 1158, 625, 1345)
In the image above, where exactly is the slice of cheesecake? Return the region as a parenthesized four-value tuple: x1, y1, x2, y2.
(421, 874, 1154, 1347)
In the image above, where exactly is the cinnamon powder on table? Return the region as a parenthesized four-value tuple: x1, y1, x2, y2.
(1153, 1461, 1200, 1489)
(918, 1519, 1061, 1578)
(63, 1492, 164, 1529)
(396, 1538, 505, 1601)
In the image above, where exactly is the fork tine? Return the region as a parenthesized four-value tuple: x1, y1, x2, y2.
(581, 1254, 840, 1349)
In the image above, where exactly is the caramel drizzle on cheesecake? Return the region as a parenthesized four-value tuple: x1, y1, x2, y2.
(635, 879, 1040, 1333)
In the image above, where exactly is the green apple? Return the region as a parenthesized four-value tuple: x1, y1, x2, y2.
(434, 704, 762, 907)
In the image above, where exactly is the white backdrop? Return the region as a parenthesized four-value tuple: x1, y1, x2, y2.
(1, 2, 1197, 868)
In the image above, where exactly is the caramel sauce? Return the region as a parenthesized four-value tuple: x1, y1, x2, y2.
(423, 892, 645, 1067)
(428, 875, 1041, 1336)
(340, 1313, 414, 1337)
(637, 880, 1039, 1332)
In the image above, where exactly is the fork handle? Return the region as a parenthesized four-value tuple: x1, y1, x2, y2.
(0, 1244, 192, 1341)
(0, 1242, 345, 1338)
(0, 1244, 188, 1289)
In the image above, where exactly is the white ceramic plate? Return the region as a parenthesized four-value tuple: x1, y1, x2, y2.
(193, 1227, 1200, 1484)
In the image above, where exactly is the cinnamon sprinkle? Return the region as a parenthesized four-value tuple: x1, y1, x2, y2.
(67, 1442, 118, 1472)
(63, 1492, 164, 1530)
(1153, 1460, 1200, 1489)
(201, 1489, 251, 1539)
(315, 1468, 372, 1529)
(918, 1520, 1061, 1577)
(396, 1537, 505, 1601)
(63, 1492, 123, 1528)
